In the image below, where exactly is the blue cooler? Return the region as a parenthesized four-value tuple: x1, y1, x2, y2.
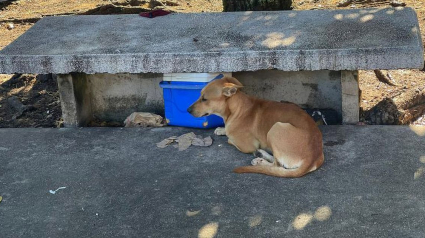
(159, 74, 227, 128)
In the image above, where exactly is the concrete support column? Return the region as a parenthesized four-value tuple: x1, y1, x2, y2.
(341, 70, 359, 124)
(56, 74, 93, 127)
(56, 74, 79, 127)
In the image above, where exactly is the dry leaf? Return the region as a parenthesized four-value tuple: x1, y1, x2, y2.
(124, 112, 166, 127)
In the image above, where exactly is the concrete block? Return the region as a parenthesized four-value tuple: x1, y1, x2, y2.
(0, 8, 423, 74)
(341, 70, 360, 124)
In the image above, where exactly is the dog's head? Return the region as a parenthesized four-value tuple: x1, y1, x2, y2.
(187, 76, 243, 118)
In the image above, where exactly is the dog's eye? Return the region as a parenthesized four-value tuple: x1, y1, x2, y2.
(201, 96, 207, 102)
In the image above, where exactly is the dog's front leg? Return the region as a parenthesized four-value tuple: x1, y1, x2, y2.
(214, 127, 226, 136)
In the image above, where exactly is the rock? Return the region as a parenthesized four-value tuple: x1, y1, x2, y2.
(390, 1, 406, 7)
(129, 0, 148, 6)
(6, 23, 14, 30)
(165, 0, 180, 6)
(149, 0, 164, 8)
(7, 96, 28, 117)
(39, 89, 47, 95)
(337, 0, 352, 7)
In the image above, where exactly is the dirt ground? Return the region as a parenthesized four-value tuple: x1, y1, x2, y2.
(0, 0, 424, 127)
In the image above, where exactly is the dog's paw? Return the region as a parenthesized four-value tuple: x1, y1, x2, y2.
(254, 149, 274, 162)
(251, 158, 269, 166)
(214, 127, 226, 136)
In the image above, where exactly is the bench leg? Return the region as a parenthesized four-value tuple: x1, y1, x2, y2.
(341, 70, 359, 124)
(56, 73, 92, 127)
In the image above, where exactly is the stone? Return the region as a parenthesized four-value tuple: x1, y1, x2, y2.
(0, 8, 422, 74)
(6, 23, 14, 30)
(7, 96, 28, 119)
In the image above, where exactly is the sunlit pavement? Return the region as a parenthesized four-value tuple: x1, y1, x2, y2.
(0, 126, 424, 237)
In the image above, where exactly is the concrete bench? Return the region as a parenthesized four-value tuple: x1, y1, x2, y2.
(0, 7, 423, 126)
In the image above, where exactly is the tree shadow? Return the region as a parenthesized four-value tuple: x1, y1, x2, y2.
(0, 0, 16, 11)
(223, 0, 292, 12)
(80, 4, 152, 15)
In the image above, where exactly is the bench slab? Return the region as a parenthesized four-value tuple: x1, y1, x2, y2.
(0, 8, 423, 74)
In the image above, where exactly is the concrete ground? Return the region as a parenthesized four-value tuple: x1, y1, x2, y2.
(0, 126, 425, 237)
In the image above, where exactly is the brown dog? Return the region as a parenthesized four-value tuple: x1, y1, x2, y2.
(187, 76, 324, 177)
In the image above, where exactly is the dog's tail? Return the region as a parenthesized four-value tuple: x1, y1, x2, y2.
(233, 165, 307, 178)
(233, 157, 322, 178)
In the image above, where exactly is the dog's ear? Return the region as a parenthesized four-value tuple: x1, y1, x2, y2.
(224, 76, 243, 87)
(222, 83, 243, 97)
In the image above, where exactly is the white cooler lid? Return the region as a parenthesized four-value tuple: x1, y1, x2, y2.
(163, 73, 232, 82)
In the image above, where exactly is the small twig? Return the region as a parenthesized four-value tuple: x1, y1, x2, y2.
(374, 70, 397, 86)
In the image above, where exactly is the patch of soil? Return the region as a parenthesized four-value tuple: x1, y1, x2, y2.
(0, 74, 61, 128)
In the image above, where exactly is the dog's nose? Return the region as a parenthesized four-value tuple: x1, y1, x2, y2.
(187, 106, 193, 114)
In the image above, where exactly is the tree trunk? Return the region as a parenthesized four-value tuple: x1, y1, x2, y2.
(223, 0, 292, 11)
